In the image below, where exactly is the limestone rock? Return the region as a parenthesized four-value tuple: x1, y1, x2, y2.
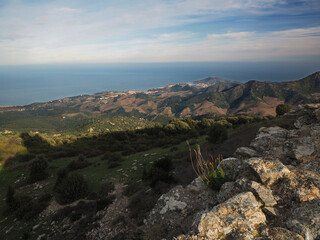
(218, 178, 277, 207)
(263, 227, 304, 240)
(286, 199, 320, 240)
(217, 157, 242, 180)
(234, 147, 260, 159)
(145, 177, 218, 237)
(273, 171, 320, 204)
(238, 179, 277, 207)
(246, 158, 290, 185)
(159, 197, 187, 214)
(250, 127, 288, 156)
(196, 192, 266, 240)
(217, 181, 242, 203)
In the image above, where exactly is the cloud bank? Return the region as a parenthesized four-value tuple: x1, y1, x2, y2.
(0, 0, 319, 64)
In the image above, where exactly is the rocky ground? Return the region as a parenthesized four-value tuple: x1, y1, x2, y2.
(38, 104, 319, 240)
(141, 104, 320, 240)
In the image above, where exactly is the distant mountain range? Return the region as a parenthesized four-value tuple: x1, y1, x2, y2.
(1, 72, 319, 118)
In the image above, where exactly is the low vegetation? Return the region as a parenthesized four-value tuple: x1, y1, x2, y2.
(55, 173, 89, 204)
(189, 145, 232, 190)
(276, 104, 291, 116)
(0, 113, 298, 239)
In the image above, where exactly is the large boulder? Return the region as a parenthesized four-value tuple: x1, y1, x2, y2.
(286, 199, 320, 240)
(218, 178, 277, 207)
(246, 158, 290, 186)
(262, 227, 304, 240)
(250, 127, 288, 159)
(144, 177, 218, 238)
(234, 147, 260, 159)
(177, 192, 266, 240)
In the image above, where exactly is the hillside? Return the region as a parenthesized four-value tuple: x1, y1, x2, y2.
(0, 72, 319, 132)
(0, 103, 317, 240)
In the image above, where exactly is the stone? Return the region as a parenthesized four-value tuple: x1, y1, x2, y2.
(217, 181, 242, 203)
(239, 179, 277, 207)
(144, 178, 218, 237)
(218, 178, 277, 206)
(36, 234, 46, 240)
(293, 144, 316, 161)
(159, 197, 187, 214)
(263, 227, 304, 240)
(263, 206, 279, 216)
(32, 224, 40, 230)
(250, 127, 288, 154)
(234, 147, 260, 159)
(217, 157, 242, 180)
(247, 158, 290, 185)
(196, 192, 266, 240)
(286, 199, 320, 240)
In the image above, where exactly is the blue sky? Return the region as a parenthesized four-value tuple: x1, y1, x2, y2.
(0, 0, 320, 65)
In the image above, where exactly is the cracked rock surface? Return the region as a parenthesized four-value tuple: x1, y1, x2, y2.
(175, 105, 320, 240)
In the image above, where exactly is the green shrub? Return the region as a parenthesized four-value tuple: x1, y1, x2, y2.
(5, 185, 17, 210)
(207, 125, 228, 144)
(143, 157, 174, 187)
(55, 173, 89, 204)
(102, 152, 124, 168)
(28, 155, 49, 183)
(276, 104, 291, 116)
(153, 157, 173, 172)
(54, 168, 68, 190)
(67, 156, 91, 171)
(15, 194, 50, 220)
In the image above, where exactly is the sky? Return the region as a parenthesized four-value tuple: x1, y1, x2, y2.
(0, 0, 320, 65)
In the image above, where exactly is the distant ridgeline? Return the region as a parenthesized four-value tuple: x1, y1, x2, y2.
(0, 72, 319, 132)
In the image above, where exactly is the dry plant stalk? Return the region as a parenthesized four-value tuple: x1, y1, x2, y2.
(187, 141, 223, 185)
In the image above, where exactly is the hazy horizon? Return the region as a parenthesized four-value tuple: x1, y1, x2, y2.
(0, 61, 319, 106)
(1, 0, 319, 105)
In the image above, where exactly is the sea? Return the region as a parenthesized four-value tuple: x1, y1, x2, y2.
(0, 62, 319, 106)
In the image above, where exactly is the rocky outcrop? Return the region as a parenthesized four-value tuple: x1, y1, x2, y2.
(177, 192, 266, 240)
(143, 177, 218, 238)
(171, 105, 320, 240)
(83, 105, 319, 240)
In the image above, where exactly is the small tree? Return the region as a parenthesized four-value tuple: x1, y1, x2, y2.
(276, 104, 291, 116)
(28, 155, 48, 183)
(55, 173, 89, 204)
(6, 185, 16, 210)
(207, 125, 228, 144)
(54, 168, 68, 190)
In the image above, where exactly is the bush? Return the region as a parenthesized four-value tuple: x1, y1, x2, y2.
(28, 155, 48, 183)
(207, 125, 228, 144)
(55, 173, 89, 204)
(153, 157, 173, 172)
(54, 168, 68, 190)
(6, 185, 17, 210)
(143, 157, 174, 187)
(276, 104, 291, 116)
(15, 195, 50, 220)
(102, 152, 124, 168)
(20, 133, 51, 153)
(67, 156, 91, 172)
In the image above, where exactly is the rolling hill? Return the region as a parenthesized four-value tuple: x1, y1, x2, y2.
(0, 72, 319, 130)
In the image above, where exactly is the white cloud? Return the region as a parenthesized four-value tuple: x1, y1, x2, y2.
(0, 0, 319, 64)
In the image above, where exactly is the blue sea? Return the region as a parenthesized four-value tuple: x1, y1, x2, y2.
(0, 62, 319, 106)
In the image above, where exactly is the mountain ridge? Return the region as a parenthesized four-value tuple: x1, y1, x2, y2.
(0, 72, 319, 119)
